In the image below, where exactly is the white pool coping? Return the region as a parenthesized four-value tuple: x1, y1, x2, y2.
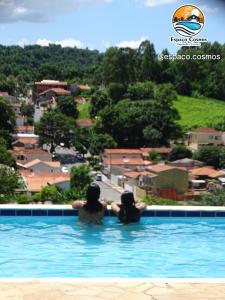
(0, 204, 225, 211)
(0, 278, 225, 283)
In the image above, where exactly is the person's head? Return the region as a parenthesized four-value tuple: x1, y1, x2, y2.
(121, 191, 135, 207)
(86, 183, 101, 203)
(84, 183, 102, 214)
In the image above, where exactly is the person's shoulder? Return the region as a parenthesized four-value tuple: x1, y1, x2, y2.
(72, 200, 85, 210)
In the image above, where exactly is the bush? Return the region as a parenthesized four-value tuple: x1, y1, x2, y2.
(200, 189, 225, 206)
(169, 145, 193, 161)
(143, 195, 184, 206)
(15, 194, 32, 204)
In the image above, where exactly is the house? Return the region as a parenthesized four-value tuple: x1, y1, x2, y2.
(190, 166, 225, 180)
(186, 128, 223, 150)
(102, 149, 152, 175)
(139, 164, 189, 199)
(19, 170, 70, 194)
(12, 134, 39, 149)
(12, 148, 51, 164)
(76, 118, 93, 128)
(37, 88, 71, 107)
(17, 159, 61, 173)
(169, 158, 203, 169)
(32, 80, 69, 103)
(15, 126, 34, 134)
(16, 115, 27, 126)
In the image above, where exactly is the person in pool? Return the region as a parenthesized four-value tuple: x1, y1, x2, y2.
(72, 183, 106, 224)
(111, 191, 146, 224)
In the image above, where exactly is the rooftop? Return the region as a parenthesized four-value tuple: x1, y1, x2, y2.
(76, 118, 93, 127)
(190, 166, 221, 177)
(19, 170, 69, 192)
(104, 149, 142, 155)
(39, 88, 71, 96)
(22, 159, 60, 169)
(35, 80, 68, 86)
(140, 147, 172, 155)
(191, 128, 221, 134)
(103, 157, 151, 166)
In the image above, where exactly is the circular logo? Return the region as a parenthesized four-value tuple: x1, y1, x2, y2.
(172, 5, 205, 37)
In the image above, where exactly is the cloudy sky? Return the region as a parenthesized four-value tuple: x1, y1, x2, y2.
(0, 0, 224, 53)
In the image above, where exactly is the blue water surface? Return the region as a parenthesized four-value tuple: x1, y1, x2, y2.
(0, 217, 225, 278)
(176, 21, 201, 30)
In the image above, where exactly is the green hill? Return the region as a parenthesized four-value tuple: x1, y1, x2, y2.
(78, 96, 225, 130)
(174, 96, 225, 130)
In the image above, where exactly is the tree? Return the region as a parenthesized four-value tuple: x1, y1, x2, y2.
(36, 111, 77, 153)
(0, 97, 16, 142)
(70, 165, 93, 190)
(107, 83, 126, 103)
(138, 40, 158, 81)
(89, 133, 117, 155)
(195, 146, 221, 168)
(127, 81, 155, 100)
(39, 186, 65, 204)
(0, 137, 16, 167)
(169, 145, 193, 161)
(148, 150, 161, 163)
(57, 96, 79, 119)
(21, 102, 34, 125)
(0, 167, 19, 199)
(89, 91, 111, 118)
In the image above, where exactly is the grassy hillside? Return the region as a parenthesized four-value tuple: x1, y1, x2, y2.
(174, 96, 225, 130)
(77, 96, 225, 130)
(77, 101, 90, 119)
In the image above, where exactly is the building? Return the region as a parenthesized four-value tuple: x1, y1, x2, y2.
(169, 158, 203, 169)
(140, 147, 172, 159)
(12, 148, 51, 164)
(15, 126, 34, 134)
(19, 170, 70, 194)
(17, 159, 61, 173)
(37, 88, 71, 107)
(186, 128, 223, 150)
(16, 115, 27, 126)
(139, 164, 189, 199)
(12, 134, 39, 150)
(102, 149, 152, 174)
(32, 80, 69, 103)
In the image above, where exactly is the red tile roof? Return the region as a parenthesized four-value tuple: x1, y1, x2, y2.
(140, 147, 172, 155)
(104, 149, 142, 155)
(193, 128, 221, 133)
(77, 84, 91, 90)
(16, 126, 34, 132)
(39, 88, 71, 96)
(76, 118, 93, 127)
(22, 159, 60, 169)
(190, 166, 225, 178)
(103, 157, 151, 166)
(19, 170, 69, 192)
(12, 137, 39, 145)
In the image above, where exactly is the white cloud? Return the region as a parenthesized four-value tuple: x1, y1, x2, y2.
(0, 0, 112, 23)
(199, 5, 219, 13)
(116, 37, 148, 49)
(102, 40, 111, 49)
(36, 38, 85, 48)
(143, 0, 177, 7)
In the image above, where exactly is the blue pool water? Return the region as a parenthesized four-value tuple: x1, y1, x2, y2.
(0, 216, 225, 278)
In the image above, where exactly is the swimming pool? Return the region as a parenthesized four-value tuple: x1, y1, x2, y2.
(1, 216, 225, 278)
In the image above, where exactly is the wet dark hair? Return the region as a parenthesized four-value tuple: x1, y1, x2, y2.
(83, 183, 102, 214)
(119, 191, 140, 224)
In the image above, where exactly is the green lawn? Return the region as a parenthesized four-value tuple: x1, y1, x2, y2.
(77, 96, 225, 129)
(174, 96, 225, 130)
(77, 101, 90, 119)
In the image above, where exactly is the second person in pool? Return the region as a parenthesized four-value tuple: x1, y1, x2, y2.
(111, 191, 146, 224)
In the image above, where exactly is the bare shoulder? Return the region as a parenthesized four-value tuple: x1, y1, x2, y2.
(111, 202, 120, 214)
(72, 200, 85, 209)
(135, 202, 147, 212)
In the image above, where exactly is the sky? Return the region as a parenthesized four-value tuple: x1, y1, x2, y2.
(0, 0, 224, 53)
